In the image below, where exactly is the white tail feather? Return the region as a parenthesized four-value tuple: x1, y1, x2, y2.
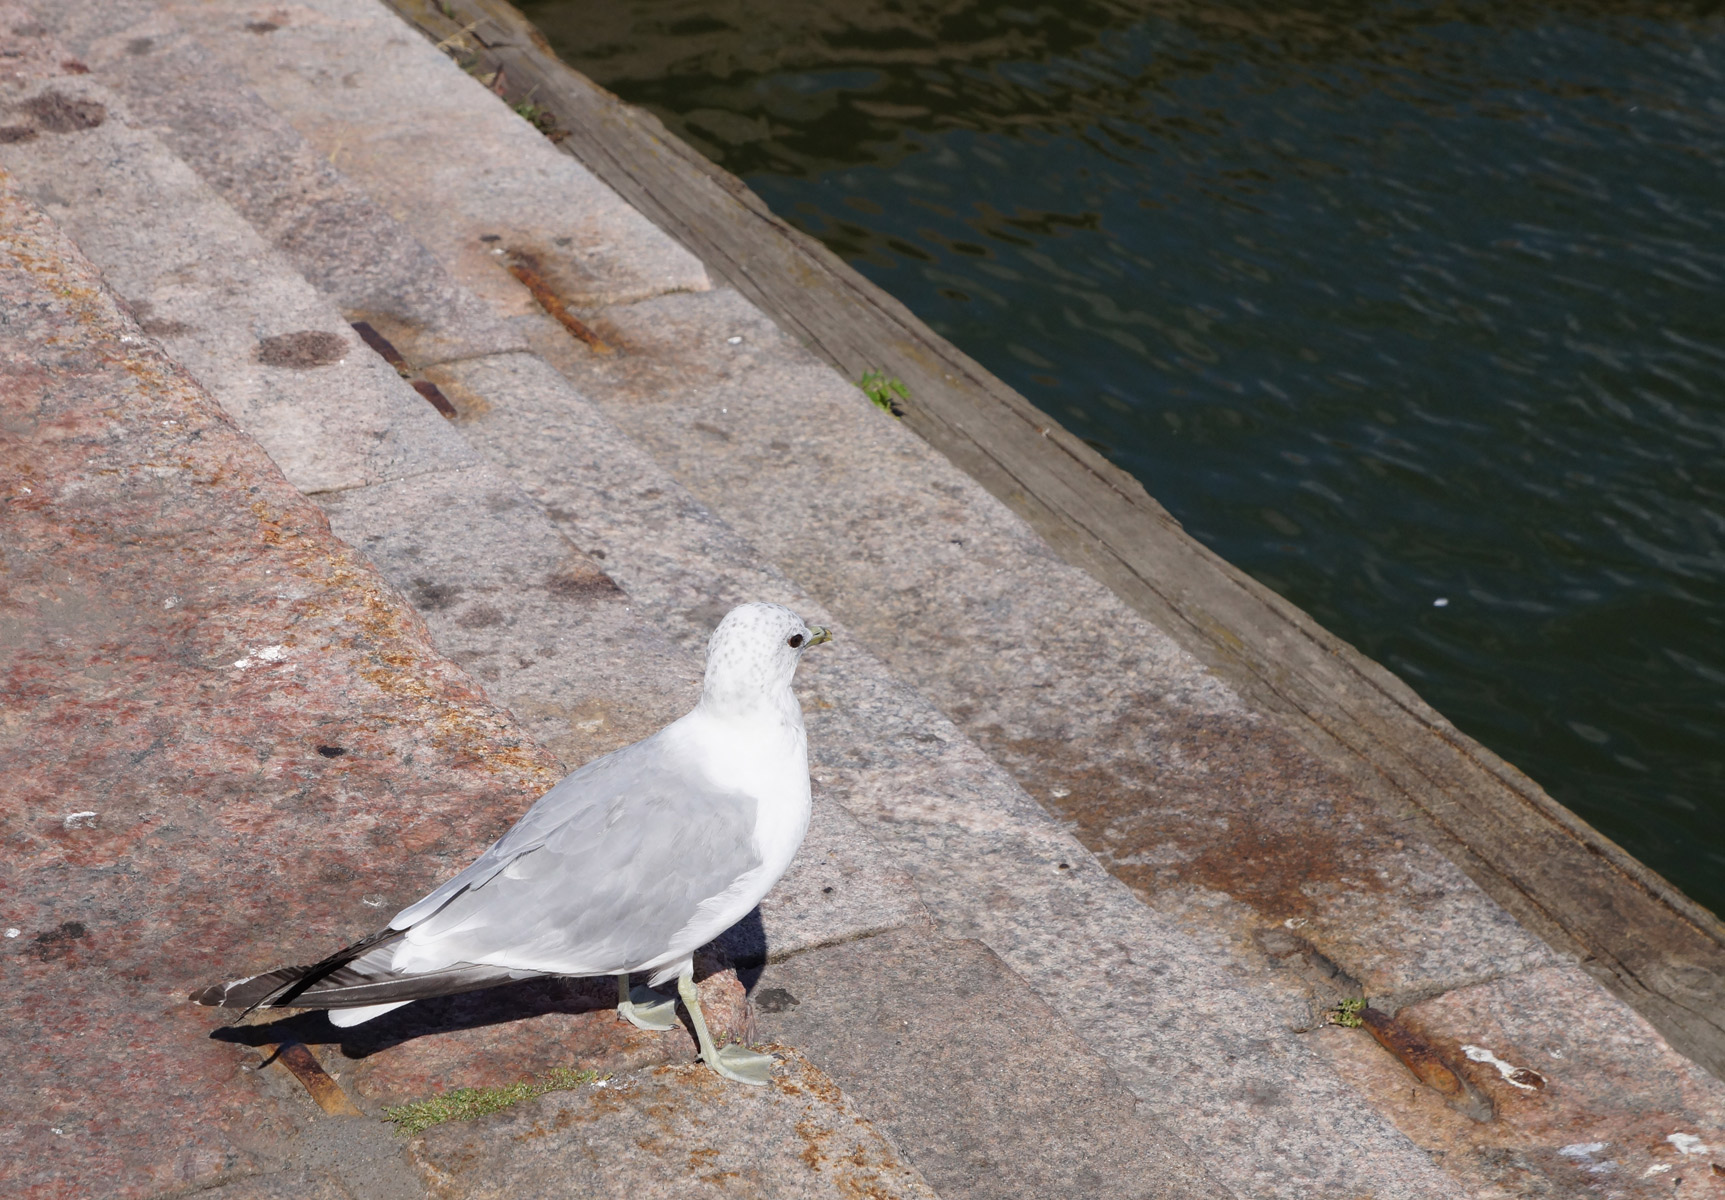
(327, 1000, 411, 1027)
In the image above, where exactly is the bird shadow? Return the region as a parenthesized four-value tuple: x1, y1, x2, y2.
(208, 906, 771, 1058)
(711, 904, 768, 991)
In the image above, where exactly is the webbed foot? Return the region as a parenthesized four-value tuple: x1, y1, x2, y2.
(708, 1043, 775, 1086)
(616, 977, 680, 1032)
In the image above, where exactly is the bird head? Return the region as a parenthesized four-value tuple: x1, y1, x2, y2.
(700, 602, 831, 716)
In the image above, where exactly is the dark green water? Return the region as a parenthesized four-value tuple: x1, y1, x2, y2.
(524, 0, 1725, 916)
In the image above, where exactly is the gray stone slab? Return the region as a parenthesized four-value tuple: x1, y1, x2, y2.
(0, 70, 475, 496)
(401, 354, 1458, 1198)
(320, 463, 693, 763)
(162, 0, 711, 312)
(403, 0, 1725, 1084)
(406, 1050, 940, 1200)
(541, 285, 1563, 1008)
(319, 464, 927, 967)
(40, 2, 527, 370)
(2, 6, 1471, 1191)
(755, 929, 1231, 1200)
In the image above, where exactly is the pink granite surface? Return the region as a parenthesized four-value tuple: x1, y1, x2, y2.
(0, 168, 719, 1197)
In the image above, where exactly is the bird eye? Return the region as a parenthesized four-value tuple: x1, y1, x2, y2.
(787, 634, 805, 649)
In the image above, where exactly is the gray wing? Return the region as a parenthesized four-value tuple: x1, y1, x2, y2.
(384, 729, 761, 976)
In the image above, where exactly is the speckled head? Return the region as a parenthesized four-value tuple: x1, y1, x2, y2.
(700, 602, 831, 716)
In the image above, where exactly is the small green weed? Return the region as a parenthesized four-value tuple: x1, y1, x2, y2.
(1327, 997, 1365, 1028)
(513, 100, 557, 134)
(858, 369, 908, 416)
(382, 1067, 599, 1136)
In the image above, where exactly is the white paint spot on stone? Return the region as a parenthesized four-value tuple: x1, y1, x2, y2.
(1284, 917, 1308, 929)
(1558, 1142, 1607, 1158)
(64, 811, 98, 830)
(1050, 786, 1071, 798)
(163, 596, 178, 609)
(1462, 1044, 1542, 1090)
(1667, 1132, 1710, 1155)
(727, 336, 743, 345)
(4, 928, 19, 939)
(361, 894, 386, 908)
(1644, 1164, 1673, 1177)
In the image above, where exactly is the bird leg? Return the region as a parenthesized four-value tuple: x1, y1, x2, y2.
(676, 967, 774, 1085)
(615, 971, 679, 1032)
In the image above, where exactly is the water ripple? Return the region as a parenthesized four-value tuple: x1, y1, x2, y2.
(532, 0, 1725, 910)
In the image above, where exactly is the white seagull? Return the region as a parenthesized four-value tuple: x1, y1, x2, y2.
(193, 602, 831, 1084)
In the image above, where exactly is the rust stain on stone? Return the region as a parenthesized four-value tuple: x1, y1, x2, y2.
(411, 378, 461, 418)
(1003, 705, 1391, 927)
(350, 319, 411, 373)
(545, 561, 622, 601)
(1356, 1007, 1474, 1108)
(273, 1042, 364, 1116)
(505, 250, 614, 354)
(349, 321, 460, 416)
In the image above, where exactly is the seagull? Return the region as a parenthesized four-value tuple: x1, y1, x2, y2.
(192, 602, 832, 1085)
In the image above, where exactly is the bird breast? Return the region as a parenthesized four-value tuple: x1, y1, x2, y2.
(680, 706, 812, 874)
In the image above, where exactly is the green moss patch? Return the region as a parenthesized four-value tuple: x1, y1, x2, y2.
(1327, 997, 1365, 1028)
(383, 1067, 600, 1136)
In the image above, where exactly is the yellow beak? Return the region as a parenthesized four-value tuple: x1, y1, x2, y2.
(805, 626, 833, 647)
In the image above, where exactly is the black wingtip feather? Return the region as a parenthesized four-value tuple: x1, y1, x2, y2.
(191, 926, 403, 1015)
(193, 929, 540, 1017)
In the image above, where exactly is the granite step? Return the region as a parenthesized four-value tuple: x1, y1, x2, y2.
(1, 7, 1227, 1199)
(17, 0, 1725, 1197)
(0, 14, 930, 1200)
(112, 2, 1725, 1199)
(24, 4, 1465, 1198)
